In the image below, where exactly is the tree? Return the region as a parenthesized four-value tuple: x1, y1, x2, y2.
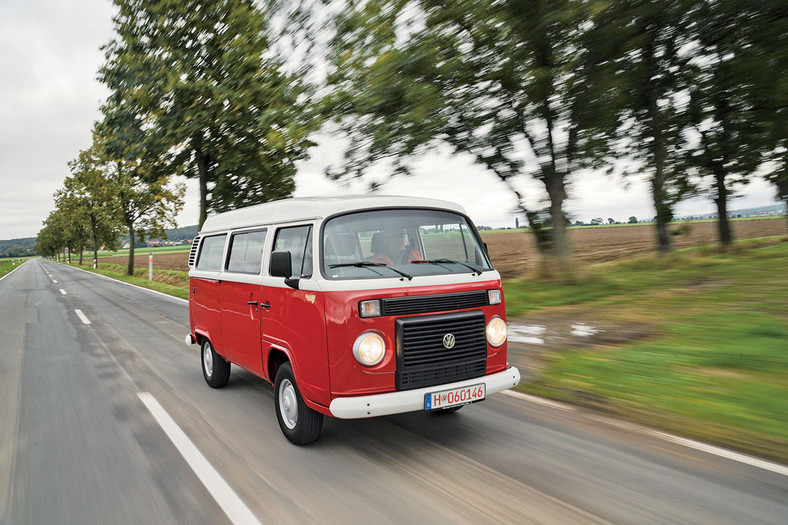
(93, 110, 185, 275)
(587, 0, 695, 253)
(37, 209, 74, 262)
(52, 189, 88, 264)
(66, 143, 124, 267)
(742, 2, 788, 229)
(683, 0, 783, 247)
(99, 0, 317, 229)
(628, 216, 638, 224)
(324, 0, 615, 274)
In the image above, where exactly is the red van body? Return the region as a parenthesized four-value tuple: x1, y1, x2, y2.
(187, 196, 520, 444)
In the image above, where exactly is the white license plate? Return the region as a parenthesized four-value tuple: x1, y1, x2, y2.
(425, 383, 486, 411)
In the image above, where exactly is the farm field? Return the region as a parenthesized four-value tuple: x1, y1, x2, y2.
(98, 217, 787, 278)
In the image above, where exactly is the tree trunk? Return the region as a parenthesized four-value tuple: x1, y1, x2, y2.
(651, 174, 672, 254)
(643, 34, 672, 255)
(127, 224, 135, 276)
(90, 215, 99, 269)
(78, 245, 84, 265)
(545, 173, 572, 276)
(713, 166, 732, 246)
(196, 148, 209, 230)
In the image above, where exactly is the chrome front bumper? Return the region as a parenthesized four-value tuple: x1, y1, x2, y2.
(329, 365, 521, 419)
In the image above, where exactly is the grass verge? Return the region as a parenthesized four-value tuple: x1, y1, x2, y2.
(0, 258, 31, 279)
(506, 238, 788, 463)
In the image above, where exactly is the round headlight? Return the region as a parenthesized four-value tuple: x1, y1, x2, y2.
(353, 332, 386, 366)
(486, 316, 507, 347)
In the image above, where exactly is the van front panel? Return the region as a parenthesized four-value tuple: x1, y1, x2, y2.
(323, 280, 507, 398)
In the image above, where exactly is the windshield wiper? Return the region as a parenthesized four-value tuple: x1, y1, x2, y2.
(329, 261, 413, 280)
(412, 258, 483, 276)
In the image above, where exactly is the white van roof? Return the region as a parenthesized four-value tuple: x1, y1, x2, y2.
(199, 195, 468, 234)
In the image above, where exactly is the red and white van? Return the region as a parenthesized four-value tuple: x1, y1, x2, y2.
(186, 196, 520, 444)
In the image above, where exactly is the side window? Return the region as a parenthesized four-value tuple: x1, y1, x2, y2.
(195, 234, 227, 271)
(273, 225, 313, 278)
(226, 230, 267, 274)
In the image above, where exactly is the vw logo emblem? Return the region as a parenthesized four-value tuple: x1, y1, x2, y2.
(442, 333, 456, 349)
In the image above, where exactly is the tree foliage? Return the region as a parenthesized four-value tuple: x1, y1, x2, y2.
(584, 0, 698, 253)
(324, 0, 618, 272)
(100, 0, 318, 228)
(684, 0, 785, 246)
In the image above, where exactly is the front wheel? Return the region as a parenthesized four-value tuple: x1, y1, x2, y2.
(274, 362, 323, 445)
(201, 339, 230, 388)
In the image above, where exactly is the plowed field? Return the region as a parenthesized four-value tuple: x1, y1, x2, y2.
(103, 218, 787, 279)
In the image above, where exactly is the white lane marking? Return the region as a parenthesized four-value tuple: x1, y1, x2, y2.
(651, 431, 788, 477)
(74, 309, 91, 325)
(52, 279, 58, 284)
(503, 390, 576, 411)
(137, 392, 263, 525)
(506, 390, 788, 476)
(59, 289, 67, 295)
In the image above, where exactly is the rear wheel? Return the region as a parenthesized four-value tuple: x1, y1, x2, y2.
(274, 362, 323, 445)
(201, 339, 230, 388)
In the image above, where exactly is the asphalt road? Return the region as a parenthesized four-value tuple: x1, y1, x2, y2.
(1, 259, 786, 524)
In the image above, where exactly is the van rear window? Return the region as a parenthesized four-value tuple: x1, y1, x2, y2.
(195, 234, 227, 271)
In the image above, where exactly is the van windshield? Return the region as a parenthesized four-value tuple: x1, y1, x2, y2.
(322, 209, 493, 280)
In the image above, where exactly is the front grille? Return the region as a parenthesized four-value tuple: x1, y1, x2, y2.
(396, 311, 487, 391)
(188, 236, 201, 268)
(383, 290, 488, 316)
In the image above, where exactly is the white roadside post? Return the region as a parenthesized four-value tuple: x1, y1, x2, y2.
(149, 251, 153, 281)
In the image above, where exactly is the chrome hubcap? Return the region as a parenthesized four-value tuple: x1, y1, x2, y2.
(203, 344, 213, 377)
(279, 379, 298, 430)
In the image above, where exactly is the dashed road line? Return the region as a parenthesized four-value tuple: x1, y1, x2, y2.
(74, 309, 91, 325)
(138, 392, 263, 525)
(59, 289, 67, 295)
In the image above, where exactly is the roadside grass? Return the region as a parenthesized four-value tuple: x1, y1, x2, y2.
(506, 238, 788, 462)
(0, 258, 31, 279)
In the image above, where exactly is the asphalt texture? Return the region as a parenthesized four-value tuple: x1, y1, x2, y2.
(0, 259, 786, 524)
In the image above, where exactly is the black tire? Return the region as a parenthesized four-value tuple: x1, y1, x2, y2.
(201, 339, 230, 388)
(274, 362, 323, 445)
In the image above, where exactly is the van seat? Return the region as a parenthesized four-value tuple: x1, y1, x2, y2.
(324, 233, 358, 267)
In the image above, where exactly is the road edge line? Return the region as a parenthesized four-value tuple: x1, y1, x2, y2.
(504, 388, 788, 477)
(0, 259, 32, 283)
(58, 262, 188, 304)
(137, 392, 262, 525)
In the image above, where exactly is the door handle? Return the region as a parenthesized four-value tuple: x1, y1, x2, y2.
(259, 302, 271, 310)
(247, 301, 258, 306)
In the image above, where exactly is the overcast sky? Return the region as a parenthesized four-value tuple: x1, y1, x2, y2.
(0, 0, 780, 241)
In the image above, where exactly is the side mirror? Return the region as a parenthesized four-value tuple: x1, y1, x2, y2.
(270, 251, 300, 289)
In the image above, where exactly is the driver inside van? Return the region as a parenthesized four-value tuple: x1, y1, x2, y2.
(370, 228, 422, 265)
